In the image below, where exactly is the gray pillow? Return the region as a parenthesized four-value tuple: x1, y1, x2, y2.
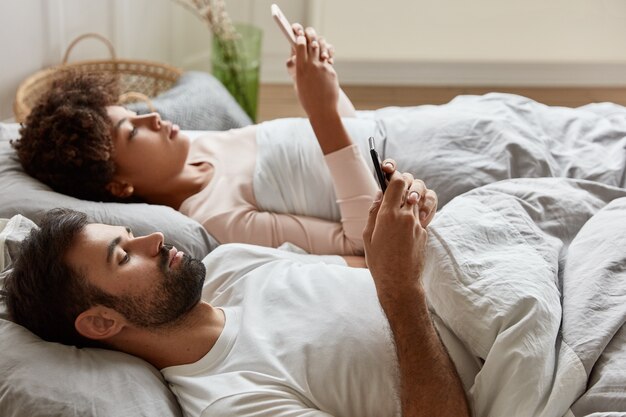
(0, 215, 183, 417)
(0, 123, 218, 259)
(126, 71, 252, 130)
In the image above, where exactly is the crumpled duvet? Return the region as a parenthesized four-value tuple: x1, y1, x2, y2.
(423, 178, 626, 417)
(254, 93, 626, 223)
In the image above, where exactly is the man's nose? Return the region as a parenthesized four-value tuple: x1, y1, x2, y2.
(130, 232, 165, 257)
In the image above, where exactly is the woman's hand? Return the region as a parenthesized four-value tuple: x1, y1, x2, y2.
(286, 23, 334, 82)
(290, 25, 340, 119)
(285, 24, 356, 117)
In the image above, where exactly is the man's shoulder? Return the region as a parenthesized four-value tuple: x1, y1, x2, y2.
(200, 243, 349, 300)
(203, 243, 345, 268)
(202, 244, 294, 286)
(203, 243, 290, 265)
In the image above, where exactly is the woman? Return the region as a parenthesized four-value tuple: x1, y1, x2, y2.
(13, 25, 437, 258)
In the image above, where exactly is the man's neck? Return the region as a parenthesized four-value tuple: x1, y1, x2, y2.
(112, 302, 225, 370)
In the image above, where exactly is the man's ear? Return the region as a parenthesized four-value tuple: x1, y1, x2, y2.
(105, 180, 134, 198)
(75, 306, 125, 341)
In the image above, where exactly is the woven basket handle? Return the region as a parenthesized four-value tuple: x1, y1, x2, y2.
(118, 92, 157, 113)
(62, 33, 117, 64)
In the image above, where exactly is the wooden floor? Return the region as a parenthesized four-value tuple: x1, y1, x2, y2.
(257, 84, 626, 121)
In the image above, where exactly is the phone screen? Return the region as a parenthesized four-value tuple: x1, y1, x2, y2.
(368, 137, 387, 193)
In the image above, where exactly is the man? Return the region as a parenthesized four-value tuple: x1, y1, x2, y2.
(2, 168, 469, 417)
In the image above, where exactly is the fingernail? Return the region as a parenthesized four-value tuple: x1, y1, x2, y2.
(384, 162, 393, 168)
(420, 211, 426, 220)
(373, 190, 383, 202)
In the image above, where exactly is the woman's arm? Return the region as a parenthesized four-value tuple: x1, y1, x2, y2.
(286, 57, 356, 118)
(287, 24, 356, 119)
(212, 205, 367, 256)
(292, 26, 355, 156)
(205, 25, 367, 256)
(336, 88, 357, 118)
(206, 144, 377, 256)
(310, 28, 357, 117)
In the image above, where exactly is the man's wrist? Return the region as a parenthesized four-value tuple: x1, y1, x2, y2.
(374, 279, 427, 311)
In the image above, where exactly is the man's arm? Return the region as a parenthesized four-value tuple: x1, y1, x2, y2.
(363, 171, 470, 417)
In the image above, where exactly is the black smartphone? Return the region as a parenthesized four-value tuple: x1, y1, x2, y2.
(368, 137, 387, 193)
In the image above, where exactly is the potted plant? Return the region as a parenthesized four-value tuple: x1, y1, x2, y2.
(173, 0, 262, 121)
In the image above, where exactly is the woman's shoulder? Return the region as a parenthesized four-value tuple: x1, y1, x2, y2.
(187, 125, 258, 161)
(186, 124, 258, 144)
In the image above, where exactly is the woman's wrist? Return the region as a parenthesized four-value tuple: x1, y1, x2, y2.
(308, 109, 353, 155)
(307, 106, 342, 126)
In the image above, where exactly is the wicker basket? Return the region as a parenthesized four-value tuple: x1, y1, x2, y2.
(13, 33, 183, 122)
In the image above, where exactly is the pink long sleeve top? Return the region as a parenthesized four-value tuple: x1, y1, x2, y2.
(178, 123, 379, 256)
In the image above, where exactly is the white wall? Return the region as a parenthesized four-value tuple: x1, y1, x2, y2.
(2, 0, 626, 120)
(311, 0, 626, 86)
(313, 0, 626, 62)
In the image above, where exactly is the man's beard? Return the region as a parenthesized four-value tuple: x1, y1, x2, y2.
(98, 244, 206, 329)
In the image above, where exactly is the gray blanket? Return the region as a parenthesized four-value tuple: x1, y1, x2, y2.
(253, 93, 626, 222)
(423, 178, 626, 416)
(373, 93, 626, 207)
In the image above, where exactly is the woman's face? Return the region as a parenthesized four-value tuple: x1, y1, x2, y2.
(106, 106, 190, 196)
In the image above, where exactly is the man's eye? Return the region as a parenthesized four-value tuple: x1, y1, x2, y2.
(129, 127, 138, 139)
(120, 253, 130, 265)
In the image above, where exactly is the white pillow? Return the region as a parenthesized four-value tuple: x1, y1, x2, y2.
(0, 214, 183, 417)
(0, 122, 19, 142)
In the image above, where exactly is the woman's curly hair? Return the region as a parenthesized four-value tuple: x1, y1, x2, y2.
(12, 70, 121, 201)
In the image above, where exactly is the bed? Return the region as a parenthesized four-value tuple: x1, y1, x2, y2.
(1, 92, 626, 416)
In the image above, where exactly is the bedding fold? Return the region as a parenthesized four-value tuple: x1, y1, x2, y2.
(421, 178, 626, 416)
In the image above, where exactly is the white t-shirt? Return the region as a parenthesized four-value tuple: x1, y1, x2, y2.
(179, 118, 382, 256)
(161, 244, 401, 417)
(253, 117, 382, 221)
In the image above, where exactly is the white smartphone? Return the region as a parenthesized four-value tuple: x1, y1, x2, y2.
(271, 4, 297, 46)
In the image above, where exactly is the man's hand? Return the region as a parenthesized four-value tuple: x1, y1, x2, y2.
(382, 159, 438, 228)
(362, 164, 469, 417)
(363, 162, 438, 289)
(362, 169, 431, 292)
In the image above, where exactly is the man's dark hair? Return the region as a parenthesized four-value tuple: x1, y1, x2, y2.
(12, 70, 120, 202)
(2, 208, 107, 348)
